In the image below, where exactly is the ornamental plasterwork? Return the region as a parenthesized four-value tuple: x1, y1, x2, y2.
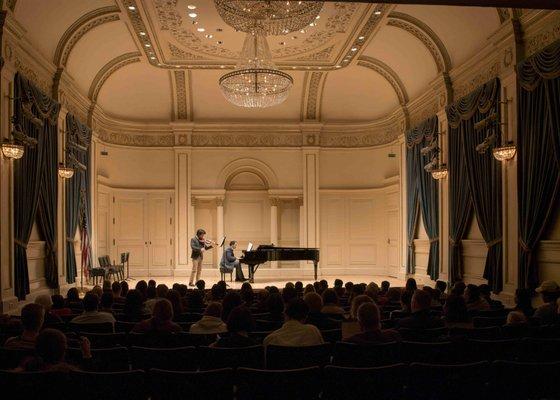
(192, 133, 303, 147)
(173, 70, 191, 121)
(525, 20, 560, 57)
(13, 52, 51, 94)
(408, 98, 439, 129)
(453, 60, 501, 100)
(357, 56, 409, 105)
(169, 43, 204, 60)
(88, 52, 141, 102)
(97, 128, 175, 147)
(295, 45, 335, 62)
(320, 125, 401, 148)
(304, 72, 326, 121)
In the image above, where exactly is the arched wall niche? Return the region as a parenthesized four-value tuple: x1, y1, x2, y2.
(216, 158, 278, 190)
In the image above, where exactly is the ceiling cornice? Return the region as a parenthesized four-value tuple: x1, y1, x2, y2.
(53, 5, 121, 67)
(300, 71, 328, 121)
(88, 51, 141, 103)
(357, 55, 409, 105)
(387, 11, 452, 72)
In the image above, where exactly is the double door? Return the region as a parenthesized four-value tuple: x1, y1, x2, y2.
(113, 192, 174, 277)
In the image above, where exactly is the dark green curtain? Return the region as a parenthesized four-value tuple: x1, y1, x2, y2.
(406, 116, 439, 278)
(447, 78, 503, 292)
(448, 117, 473, 284)
(13, 73, 60, 300)
(65, 114, 92, 284)
(517, 40, 560, 289)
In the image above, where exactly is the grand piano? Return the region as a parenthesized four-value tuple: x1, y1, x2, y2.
(240, 245, 320, 282)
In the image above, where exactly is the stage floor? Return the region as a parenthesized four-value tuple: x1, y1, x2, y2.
(120, 275, 407, 290)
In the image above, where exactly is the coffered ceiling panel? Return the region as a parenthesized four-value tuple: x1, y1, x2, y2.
(14, 0, 115, 61)
(191, 69, 305, 121)
(96, 62, 173, 122)
(322, 66, 398, 122)
(363, 24, 437, 101)
(394, 4, 501, 67)
(66, 20, 138, 96)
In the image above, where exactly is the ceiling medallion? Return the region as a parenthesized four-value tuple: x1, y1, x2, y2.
(219, 32, 293, 108)
(213, 0, 324, 36)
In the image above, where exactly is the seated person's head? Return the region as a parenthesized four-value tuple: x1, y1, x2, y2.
(345, 281, 354, 293)
(464, 284, 481, 303)
(266, 293, 285, 315)
(83, 293, 99, 312)
(204, 302, 223, 318)
(112, 281, 122, 296)
(285, 282, 295, 290)
(387, 287, 402, 303)
(100, 292, 114, 310)
(51, 294, 66, 310)
(322, 288, 339, 306)
(240, 282, 254, 303)
(334, 279, 343, 288)
(102, 280, 112, 292)
(91, 285, 103, 299)
(304, 284, 315, 294)
(152, 299, 174, 322)
(146, 286, 157, 299)
(304, 292, 323, 313)
(400, 290, 413, 312)
(357, 302, 381, 331)
(36, 329, 67, 365)
(222, 292, 243, 321)
(320, 280, 328, 290)
(443, 294, 468, 322)
(156, 284, 169, 298)
(285, 299, 309, 322)
(67, 287, 80, 302)
(120, 281, 129, 296)
(226, 305, 254, 333)
(21, 303, 45, 333)
(405, 278, 417, 292)
(411, 289, 431, 313)
(35, 294, 53, 311)
(478, 284, 492, 299)
(136, 280, 148, 295)
(451, 281, 466, 296)
(506, 311, 527, 325)
(536, 280, 560, 304)
(282, 286, 297, 303)
(148, 279, 156, 288)
(295, 281, 304, 293)
(196, 280, 205, 291)
(350, 294, 374, 320)
(381, 280, 390, 293)
(435, 280, 447, 294)
(125, 289, 144, 312)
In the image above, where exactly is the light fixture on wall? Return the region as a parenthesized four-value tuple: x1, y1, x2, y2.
(58, 163, 75, 179)
(431, 164, 448, 180)
(1, 140, 24, 159)
(492, 140, 517, 161)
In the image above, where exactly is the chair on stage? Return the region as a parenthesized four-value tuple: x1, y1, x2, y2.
(219, 266, 233, 282)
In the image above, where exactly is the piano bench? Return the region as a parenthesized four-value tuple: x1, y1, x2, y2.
(219, 267, 233, 282)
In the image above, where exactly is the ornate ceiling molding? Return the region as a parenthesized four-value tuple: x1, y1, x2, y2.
(53, 6, 120, 67)
(88, 52, 141, 103)
(497, 8, 512, 24)
(387, 11, 452, 73)
(172, 69, 193, 121)
(301, 71, 328, 121)
(5, 0, 17, 12)
(357, 55, 409, 105)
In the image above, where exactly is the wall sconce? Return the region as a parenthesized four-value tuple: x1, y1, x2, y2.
(1, 140, 25, 159)
(493, 141, 517, 161)
(58, 162, 74, 179)
(431, 164, 448, 180)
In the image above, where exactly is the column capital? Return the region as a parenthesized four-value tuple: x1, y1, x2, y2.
(269, 196, 279, 207)
(190, 195, 197, 207)
(297, 196, 304, 207)
(216, 196, 224, 207)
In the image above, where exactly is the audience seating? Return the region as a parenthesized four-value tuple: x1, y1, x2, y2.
(72, 369, 147, 400)
(320, 328, 342, 343)
(407, 361, 490, 400)
(472, 316, 507, 328)
(0, 347, 34, 370)
(401, 341, 465, 364)
(332, 342, 401, 367)
(0, 370, 70, 400)
(69, 322, 114, 334)
(67, 346, 129, 372)
(491, 360, 560, 400)
(149, 368, 234, 400)
(520, 337, 560, 362)
(130, 346, 198, 371)
(236, 367, 322, 400)
(198, 345, 264, 370)
(323, 364, 408, 400)
(467, 338, 521, 361)
(266, 344, 332, 369)
(80, 332, 126, 348)
(448, 326, 501, 340)
(398, 327, 448, 342)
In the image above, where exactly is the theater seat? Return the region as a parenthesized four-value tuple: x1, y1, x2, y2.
(323, 364, 407, 400)
(198, 345, 264, 370)
(148, 368, 234, 400)
(491, 360, 560, 400)
(69, 322, 114, 333)
(401, 341, 463, 364)
(237, 367, 321, 400)
(266, 344, 332, 369)
(520, 337, 560, 362)
(71, 370, 147, 400)
(332, 341, 401, 367)
(0, 370, 70, 400)
(67, 346, 129, 372)
(0, 347, 35, 370)
(80, 332, 127, 348)
(130, 346, 198, 371)
(398, 327, 448, 342)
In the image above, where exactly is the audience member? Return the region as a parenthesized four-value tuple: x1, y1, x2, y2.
(121, 281, 129, 297)
(187, 288, 205, 311)
(50, 294, 72, 317)
(282, 285, 298, 304)
(213, 306, 256, 348)
(102, 279, 112, 292)
(166, 289, 184, 317)
(91, 285, 103, 300)
(534, 280, 560, 325)
(405, 278, 417, 292)
(34, 294, 62, 324)
(303, 284, 315, 295)
(66, 287, 82, 310)
(386, 287, 402, 305)
(479, 284, 503, 309)
(112, 281, 124, 303)
(295, 281, 304, 297)
(99, 291, 114, 313)
(71, 293, 116, 329)
(514, 288, 535, 317)
(451, 281, 466, 296)
(222, 291, 243, 322)
(305, 292, 339, 329)
(397, 290, 413, 315)
(506, 311, 528, 326)
(350, 294, 374, 320)
(380, 280, 390, 295)
(190, 302, 227, 334)
(240, 282, 255, 305)
(321, 288, 344, 315)
(4, 303, 44, 349)
(265, 293, 285, 322)
(396, 290, 444, 329)
(435, 280, 448, 303)
(344, 302, 401, 344)
(122, 289, 150, 321)
(146, 284, 169, 311)
(263, 299, 324, 347)
(464, 284, 490, 311)
(334, 279, 345, 298)
(442, 294, 470, 327)
(344, 282, 354, 297)
(135, 280, 148, 300)
(196, 280, 206, 291)
(148, 279, 156, 288)
(132, 299, 181, 333)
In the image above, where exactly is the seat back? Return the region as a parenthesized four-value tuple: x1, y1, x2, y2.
(266, 344, 332, 369)
(332, 341, 401, 367)
(320, 328, 342, 343)
(69, 322, 114, 334)
(449, 326, 502, 340)
(237, 367, 321, 400)
(323, 364, 408, 400)
(148, 368, 234, 400)
(467, 338, 521, 361)
(472, 316, 506, 328)
(67, 346, 130, 372)
(0, 347, 35, 370)
(98, 256, 109, 268)
(71, 370, 147, 400)
(491, 360, 560, 400)
(0, 371, 70, 400)
(401, 341, 462, 364)
(398, 327, 448, 342)
(520, 337, 560, 362)
(198, 345, 264, 370)
(130, 346, 198, 371)
(81, 332, 127, 348)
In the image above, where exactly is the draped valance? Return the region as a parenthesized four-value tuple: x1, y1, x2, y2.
(16, 73, 60, 125)
(447, 78, 500, 129)
(518, 40, 560, 91)
(406, 116, 438, 148)
(66, 114, 92, 147)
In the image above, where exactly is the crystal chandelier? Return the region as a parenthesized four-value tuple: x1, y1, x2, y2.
(493, 142, 517, 161)
(219, 32, 293, 108)
(58, 163, 74, 179)
(214, 0, 324, 35)
(431, 164, 448, 180)
(1, 140, 24, 159)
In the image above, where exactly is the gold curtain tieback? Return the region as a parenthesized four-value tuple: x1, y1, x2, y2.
(66, 237, 76, 243)
(429, 237, 439, 244)
(519, 239, 532, 253)
(14, 239, 28, 249)
(486, 238, 502, 248)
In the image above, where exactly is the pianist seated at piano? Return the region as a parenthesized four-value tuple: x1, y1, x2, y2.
(220, 241, 248, 282)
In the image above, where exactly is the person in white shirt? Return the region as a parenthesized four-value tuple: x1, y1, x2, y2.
(263, 299, 324, 347)
(190, 302, 228, 334)
(71, 293, 116, 331)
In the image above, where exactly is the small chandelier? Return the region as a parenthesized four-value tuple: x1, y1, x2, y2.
(58, 163, 74, 179)
(214, 1, 324, 35)
(431, 164, 448, 180)
(219, 32, 293, 108)
(1, 140, 24, 159)
(493, 141, 516, 161)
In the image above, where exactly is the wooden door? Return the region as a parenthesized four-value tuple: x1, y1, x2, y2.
(114, 193, 148, 276)
(386, 209, 399, 277)
(147, 194, 173, 276)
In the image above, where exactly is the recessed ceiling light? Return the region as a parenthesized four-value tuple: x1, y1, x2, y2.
(197, 27, 205, 32)
(309, 22, 315, 27)
(188, 12, 197, 18)
(351, 47, 357, 51)
(358, 36, 365, 40)
(300, 29, 305, 33)
(315, 15, 320, 19)
(145, 43, 151, 47)
(220, 65, 225, 68)
(292, 36, 297, 40)
(150, 56, 156, 60)
(205, 34, 213, 38)
(217, 40, 223, 44)
(128, 6, 136, 11)
(279, 41, 286, 45)
(336, 65, 341, 68)
(187, 5, 196, 10)
(374, 10, 382, 15)
(140, 31, 146, 36)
